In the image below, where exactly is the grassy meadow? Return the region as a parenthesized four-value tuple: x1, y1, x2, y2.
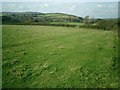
(2, 25, 118, 88)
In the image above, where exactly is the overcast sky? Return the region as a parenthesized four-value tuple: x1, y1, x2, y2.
(1, 0, 120, 2)
(1, 1, 118, 18)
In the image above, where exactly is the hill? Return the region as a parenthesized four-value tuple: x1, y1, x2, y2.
(1, 12, 118, 31)
(2, 12, 84, 24)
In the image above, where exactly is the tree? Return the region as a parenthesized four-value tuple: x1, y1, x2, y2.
(84, 16, 91, 25)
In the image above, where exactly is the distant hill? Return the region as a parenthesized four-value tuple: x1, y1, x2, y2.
(2, 12, 84, 24)
(1, 12, 118, 30)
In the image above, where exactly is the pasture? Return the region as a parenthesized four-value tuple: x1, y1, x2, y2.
(2, 25, 118, 88)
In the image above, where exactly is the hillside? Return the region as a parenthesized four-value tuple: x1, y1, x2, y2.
(2, 12, 84, 24)
(1, 12, 118, 31)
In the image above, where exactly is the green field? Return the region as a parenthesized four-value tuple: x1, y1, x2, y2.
(2, 25, 118, 88)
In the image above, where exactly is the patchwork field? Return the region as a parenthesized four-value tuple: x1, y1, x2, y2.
(2, 25, 118, 88)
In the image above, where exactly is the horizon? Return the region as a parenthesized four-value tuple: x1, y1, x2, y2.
(1, 11, 118, 19)
(1, 2, 118, 18)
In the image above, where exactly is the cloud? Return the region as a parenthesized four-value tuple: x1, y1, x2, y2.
(69, 5, 76, 11)
(39, 3, 49, 8)
(97, 4, 103, 8)
(44, 3, 48, 7)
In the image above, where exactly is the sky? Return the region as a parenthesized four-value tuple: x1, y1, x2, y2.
(1, 1, 119, 18)
(1, 0, 120, 2)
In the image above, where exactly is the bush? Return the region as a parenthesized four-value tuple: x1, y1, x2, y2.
(96, 19, 118, 30)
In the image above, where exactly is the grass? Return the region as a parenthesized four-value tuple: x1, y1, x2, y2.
(2, 25, 118, 88)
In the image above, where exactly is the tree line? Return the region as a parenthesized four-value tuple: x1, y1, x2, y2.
(2, 12, 83, 24)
